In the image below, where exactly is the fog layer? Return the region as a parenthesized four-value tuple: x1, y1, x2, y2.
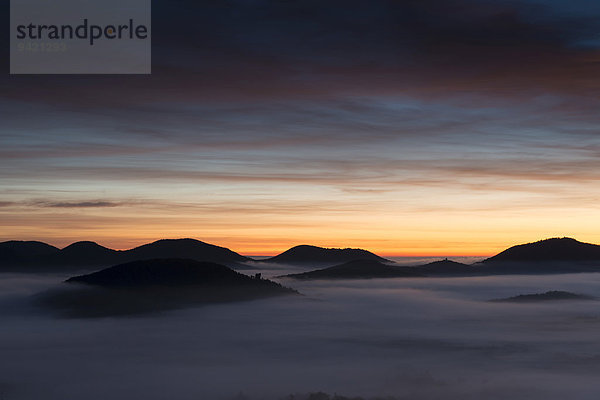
(2, 271, 600, 399)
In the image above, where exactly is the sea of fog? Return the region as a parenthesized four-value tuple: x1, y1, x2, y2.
(2, 267, 600, 399)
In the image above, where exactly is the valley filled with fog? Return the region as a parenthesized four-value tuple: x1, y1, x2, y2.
(2, 265, 600, 400)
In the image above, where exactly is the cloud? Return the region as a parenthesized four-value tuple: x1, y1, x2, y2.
(29, 200, 124, 208)
(2, 0, 600, 108)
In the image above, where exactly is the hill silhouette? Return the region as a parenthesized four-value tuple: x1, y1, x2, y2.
(282, 259, 422, 280)
(67, 258, 253, 287)
(417, 259, 475, 275)
(282, 258, 476, 280)
(122, 239, 250, 266)
(57, 241, 119, 266)
(37, 258, 297, 317)
(264, 245, 390, 266)
(0, 238, 252, 272)
(0, 241, 60, 268)
(484, 238, 600, 263)
(5, 236, 600, 275)
(491, 290, 595, 303)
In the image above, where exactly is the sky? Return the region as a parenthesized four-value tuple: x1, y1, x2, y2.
(1, 0, 600, 256)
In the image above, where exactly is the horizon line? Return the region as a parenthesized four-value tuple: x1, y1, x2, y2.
(2, 236, 593, 259)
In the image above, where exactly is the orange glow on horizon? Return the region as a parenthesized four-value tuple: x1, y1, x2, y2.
(2, 177, 599, 258)
(3, 230, 599, 260)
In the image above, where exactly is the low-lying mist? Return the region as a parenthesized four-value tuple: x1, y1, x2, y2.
(2, 271, 600, 399)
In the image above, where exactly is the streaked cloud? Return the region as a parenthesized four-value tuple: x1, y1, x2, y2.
(28, 200, 125, 209)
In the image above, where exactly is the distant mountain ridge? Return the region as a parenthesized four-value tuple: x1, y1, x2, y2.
(264, 245, 390, 266)
(280, 240, 600, 280)
(4, 236, 600, 275)
(0, 238, 251, 272)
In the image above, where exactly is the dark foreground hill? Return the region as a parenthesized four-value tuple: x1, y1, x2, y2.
(35, 258, 297, 317)
(491, 291, 596, 303)
(264, 245, 390, 266)
(282, 258, 475, 280)
(0, 238, 251, 272)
